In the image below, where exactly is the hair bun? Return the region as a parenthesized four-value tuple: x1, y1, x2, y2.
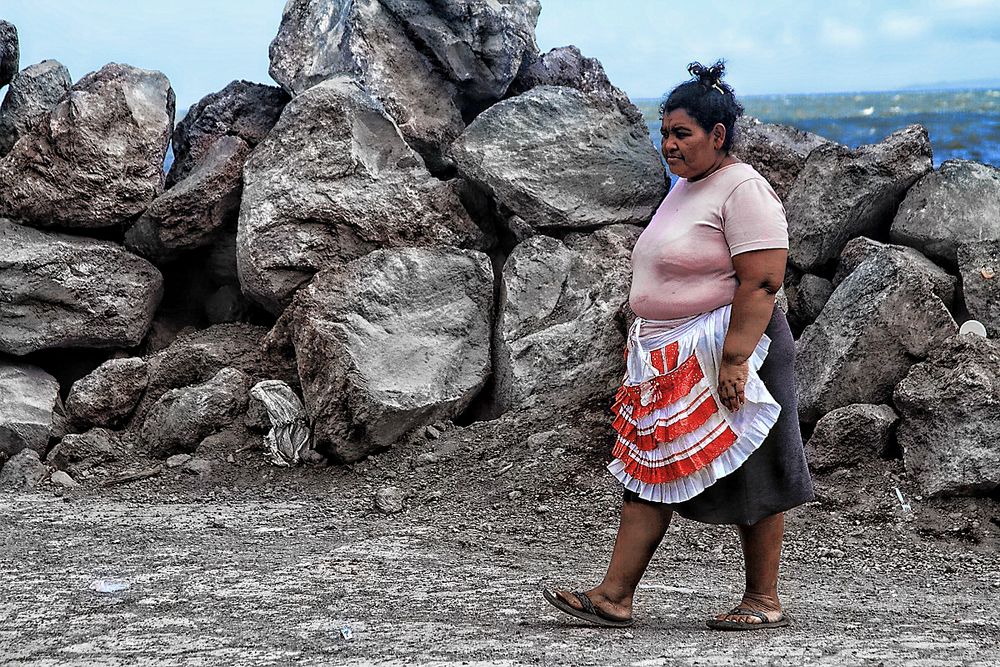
(687, 60, 726, 87)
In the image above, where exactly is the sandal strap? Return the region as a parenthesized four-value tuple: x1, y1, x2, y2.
(572, 591, 598, 615)
(729, 607, 770, 623)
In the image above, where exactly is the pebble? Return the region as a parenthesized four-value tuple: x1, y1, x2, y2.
(166, 454, 192, 468)
(376, 486, 404, 514)
(425, 425, 442, 440)
(50, 470, 79, 488)
(182, 458, 212, 475)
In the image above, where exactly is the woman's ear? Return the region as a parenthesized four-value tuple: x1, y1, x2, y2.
(714, 123, 727, 150)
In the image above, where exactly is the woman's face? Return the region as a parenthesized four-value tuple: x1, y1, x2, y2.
(660, 108, 726, 180)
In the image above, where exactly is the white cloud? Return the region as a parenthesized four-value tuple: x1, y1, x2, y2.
(881, 13, 930, 39)
(821, 17, 865, 48)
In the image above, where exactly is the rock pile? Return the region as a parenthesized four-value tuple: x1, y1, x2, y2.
(0, 4, 997, 507)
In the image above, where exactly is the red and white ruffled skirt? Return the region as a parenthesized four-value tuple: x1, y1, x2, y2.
(607, 304, 781, 504)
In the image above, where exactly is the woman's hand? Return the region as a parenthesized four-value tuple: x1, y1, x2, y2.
(718, 359, 749, 412)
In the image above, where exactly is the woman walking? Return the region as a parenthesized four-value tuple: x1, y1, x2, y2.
(543, 61, 814, 631)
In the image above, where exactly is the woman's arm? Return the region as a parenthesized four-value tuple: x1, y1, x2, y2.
(717, 248, 787, 412)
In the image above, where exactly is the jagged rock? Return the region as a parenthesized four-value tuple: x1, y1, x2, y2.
(375, 485, 404, 514)
(0, 21, 17, 88)
(0, 60, 72, 156)
(0, 449, 46, 490)
(140, 367, 250, 458)
(0, 220, 163, 354)
(182, 457, 212, 475)
(286, 247, 493, 463)
(269, 0, 539, 168)
(49, 470, 79, 488)
(805, 404, 898, 472)
(0, 360, 59, 457)
(785, 273, 833, 332)
(449, 86, 666, 231)
(166, 80, 288, 187)
(784, 125, 932, 272)
(510, 45, 644, 128)
(890, 160, 1000, 266)
(731, 116, 830, 201)
(957, 240, 1000, 336)
(237, 77, 483, 313)
(796, 242, 958, 423)
(126, 135, 250, 262)
(130, 323, 296, 428)
(65, 358, 149, 430)
(895, 334, 1000, 496)
(832, 237, 956, 307)
(0, 63, 175, 228)
(496, 224, 640, 411)
(166, 453, 191, 468)
(46, 428, 121, 475)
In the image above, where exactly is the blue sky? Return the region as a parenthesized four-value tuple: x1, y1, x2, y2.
(3, 0, 1000, 109)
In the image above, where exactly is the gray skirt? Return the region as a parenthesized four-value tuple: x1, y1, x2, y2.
(622, 306, 815, 525)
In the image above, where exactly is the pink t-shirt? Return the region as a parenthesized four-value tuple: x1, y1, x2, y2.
(629, 162, 787, 324)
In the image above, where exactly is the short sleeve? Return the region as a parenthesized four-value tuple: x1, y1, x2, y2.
(720, 178, 788, 257)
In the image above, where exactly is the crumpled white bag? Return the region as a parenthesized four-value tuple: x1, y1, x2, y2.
(249, 380, 313, 466)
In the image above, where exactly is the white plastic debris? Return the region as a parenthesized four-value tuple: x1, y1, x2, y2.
(91, 579, 130, 594)
(340, 625, 353, 640)
(249, 380, 314, 466)
(959, 320, 988, 338)
(893, 487, 912, 513)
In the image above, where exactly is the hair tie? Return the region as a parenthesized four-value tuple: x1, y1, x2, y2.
(711, 82, 726, 95)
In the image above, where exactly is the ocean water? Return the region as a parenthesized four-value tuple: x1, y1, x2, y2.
(637, 88, 1000, 168)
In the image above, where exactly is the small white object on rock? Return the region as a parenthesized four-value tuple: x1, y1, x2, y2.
(50, 470, 79, 488)
(375, 486, 404, 514)
(166, 453, 192, 468)
(425, 424, 442, 440)
(959, 320, 988, 338)
(182, 458, 212, 475)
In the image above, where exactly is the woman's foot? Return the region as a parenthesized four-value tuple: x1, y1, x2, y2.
(709, 593, 787, 628)
(552, 588, 633, 621)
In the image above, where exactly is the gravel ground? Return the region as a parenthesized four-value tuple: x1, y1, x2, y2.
(2, 408, 999, 666)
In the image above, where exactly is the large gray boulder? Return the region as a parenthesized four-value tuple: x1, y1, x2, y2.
(795, 241, 957, 423)
(65, 357, 149, 430)
(0, 63, 174, 228)
(890, 160, 1000, 267)
(166, 80, 288, 187)
(449, 86, 667, 232)
(285, 247, 493, 463)
(0, 449, 47, 490)
(0, 360, 59, 457)
(784, 125, 932, 272)
(510, 45, 644, 129)
(140, 367, 250, 458)
(0, 60, 72, 156)
(832, 236, 956, 307)
(0, 20, 17, 88)
(46, 428, 123, 476)
(0, 220, 163, 355)
(268, 0, 539, 169)
(957, 240, 1000, 336)
(496, 224, 639, 411)
(237, 77, 483, 314)
(784, 273, 833, 333)
(895, 334, 1000, 496)
(805, 403, 898, 472)
(731, 117, 830, 201)
(126, 135, 250, 263)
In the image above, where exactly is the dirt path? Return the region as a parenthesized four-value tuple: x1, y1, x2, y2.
(2, 448, 999, 667)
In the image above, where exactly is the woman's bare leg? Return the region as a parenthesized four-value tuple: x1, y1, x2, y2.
(554, 498, 673, 619)
(714, 511, 785, 623)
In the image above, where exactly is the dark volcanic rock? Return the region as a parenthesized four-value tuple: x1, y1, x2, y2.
(496, 224, 640, 411)
(0, 449, 47, 490)
(140, 367, 250, 458)
(268, 0, 539, 169)
(0, 21, 17, 88)
(0, 220, 163, 355)
(805, 403, 898, 472)
(237, 77, 483, 314)
(0, 60, 72, 156)
(832, 236, 956, 307)
(286, 247, 493, 463)
(126, 135, 250, 263)
(166, 80, 288, 187)
(785, 273, 834, 332)
(46, 428, 122, 476)
(795, 241, 957, 423)
(890, 160, 1000, 267)
(65, 357, 149, 430)
(0, 63, 174, 228)
(509, 45, 644, 128)
(957, 240, 1000, 336)
(895, 334, 1000, 497)
(0, 360, 59, 458)
(731, 116, 831, 201)
(448, 86, 667, 231)
(784, 125, 932, 272)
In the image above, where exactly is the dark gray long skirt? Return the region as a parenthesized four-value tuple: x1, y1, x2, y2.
(622, 306, 815, 525)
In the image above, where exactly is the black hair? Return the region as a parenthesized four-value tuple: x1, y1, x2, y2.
(659, 60, 744, 152)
